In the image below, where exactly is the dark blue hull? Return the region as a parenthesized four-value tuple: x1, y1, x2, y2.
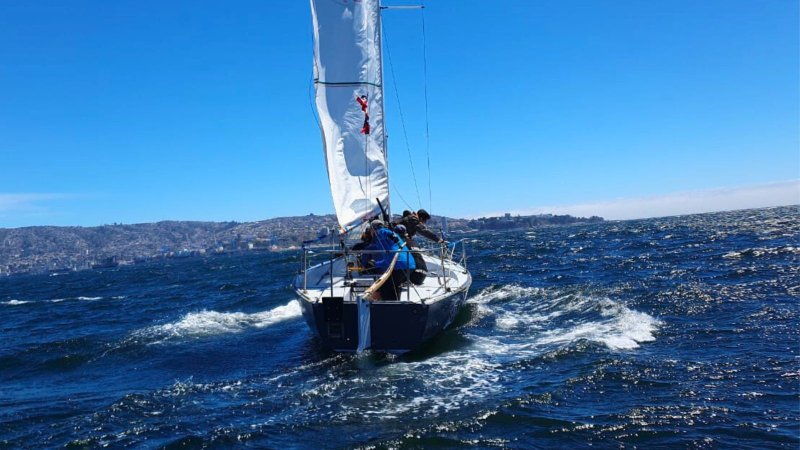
(298, 290, 469, 354)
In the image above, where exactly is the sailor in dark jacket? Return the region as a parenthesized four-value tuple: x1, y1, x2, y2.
(395, 209, 445, 285)
(397, 209, 445, 248)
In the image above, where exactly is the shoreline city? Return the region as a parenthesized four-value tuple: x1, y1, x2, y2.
(0, 212, 602, 276)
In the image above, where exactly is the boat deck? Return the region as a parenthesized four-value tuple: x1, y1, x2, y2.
(294, 253, 471, 304)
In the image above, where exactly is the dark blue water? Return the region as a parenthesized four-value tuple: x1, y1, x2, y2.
(1, 207, 797, 449)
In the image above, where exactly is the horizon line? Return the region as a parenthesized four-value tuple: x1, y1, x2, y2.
(2, 203, 797, 231)
(1, 180, 797, 229)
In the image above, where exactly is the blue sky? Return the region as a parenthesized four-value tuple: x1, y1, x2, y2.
(1, 0, 797, 227)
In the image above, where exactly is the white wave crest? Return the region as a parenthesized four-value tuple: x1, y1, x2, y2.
(136, 300, 302, 343)
(77, 296, 103, 301)
(535, 298, 659, 350)
(471, 284, 660, 351)
(495, 308, 565, 330)
(468, 285, 548, 320)
(2, 299, 31, 306)
(723, 246, 800, 259)
(469, 285, 546, 305)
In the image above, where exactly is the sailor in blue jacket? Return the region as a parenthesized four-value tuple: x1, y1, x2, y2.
(364, 220, 415, 300)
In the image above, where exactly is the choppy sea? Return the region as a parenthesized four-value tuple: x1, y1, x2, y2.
(1, 206, 798, 449)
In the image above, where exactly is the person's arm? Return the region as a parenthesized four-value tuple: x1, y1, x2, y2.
(416, 222, 441, 242)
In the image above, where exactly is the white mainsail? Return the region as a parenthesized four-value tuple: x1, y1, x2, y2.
(311, 0, 389, 230)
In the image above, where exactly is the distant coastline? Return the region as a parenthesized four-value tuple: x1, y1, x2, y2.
(0, 213, 602, 276)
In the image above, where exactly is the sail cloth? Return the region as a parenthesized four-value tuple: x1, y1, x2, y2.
(311, 0, 389, 230)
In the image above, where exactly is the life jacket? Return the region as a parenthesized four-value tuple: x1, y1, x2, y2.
(365, 228, 415, 271)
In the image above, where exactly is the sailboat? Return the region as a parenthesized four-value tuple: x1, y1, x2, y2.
(293, 0, 472, 354)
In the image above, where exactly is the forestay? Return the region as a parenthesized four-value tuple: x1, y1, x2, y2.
(310, 0, 389, 230)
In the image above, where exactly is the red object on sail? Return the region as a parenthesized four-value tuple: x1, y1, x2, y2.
(356, 95, 368, 111)
(357, 95, 370, 134)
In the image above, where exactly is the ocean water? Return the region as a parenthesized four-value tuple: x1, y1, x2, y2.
(1, 206, 797, 449)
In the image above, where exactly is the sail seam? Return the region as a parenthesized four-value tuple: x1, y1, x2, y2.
(314, 80, 383, 88)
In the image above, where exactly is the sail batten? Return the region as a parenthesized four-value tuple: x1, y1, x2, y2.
(311, 0, 389, 230)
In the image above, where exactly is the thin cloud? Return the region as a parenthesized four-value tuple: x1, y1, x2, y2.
(480, 180, 800, 220)
(0, 193, 75, 215)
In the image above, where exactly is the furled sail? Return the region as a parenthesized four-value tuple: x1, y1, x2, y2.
(310, 0, 389, 230)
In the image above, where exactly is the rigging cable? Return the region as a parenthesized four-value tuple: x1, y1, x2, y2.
(382, 19, 423, 209)
(391, 182, 415, 211)
(421, 3, 433, 213)
(308, 78, 321, 130)
(308, 23, 322, 130)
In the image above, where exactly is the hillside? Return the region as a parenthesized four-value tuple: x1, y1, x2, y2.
(0, 213, 602, 275)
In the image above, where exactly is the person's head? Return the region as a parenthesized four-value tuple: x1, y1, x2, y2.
(417, 209, 431, 223)
(370, 219, 384, 230)
(402, 210, 412, 217)
(394, 224, 407, 237)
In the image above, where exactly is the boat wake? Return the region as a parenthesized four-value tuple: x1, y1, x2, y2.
(88, 285, 661, 431)
(131, 300, 302, 344)
(468, 284, 660, 351)
(258, 284, 661, 423)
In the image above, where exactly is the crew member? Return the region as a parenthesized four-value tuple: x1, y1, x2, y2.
(397, 209, 446, 247)
(364, 220, 415, 300)
(350, 230, 375, 273)
(395, 209, 446, 284)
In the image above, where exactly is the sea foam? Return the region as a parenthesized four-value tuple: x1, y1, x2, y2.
(135, 300, 302, 343)
(472, 284, 660, 351)
(2, 299, 31, 306)
(535, 299, 659, 350)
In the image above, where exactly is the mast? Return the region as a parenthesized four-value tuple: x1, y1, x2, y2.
(377, 1, 390, 220)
